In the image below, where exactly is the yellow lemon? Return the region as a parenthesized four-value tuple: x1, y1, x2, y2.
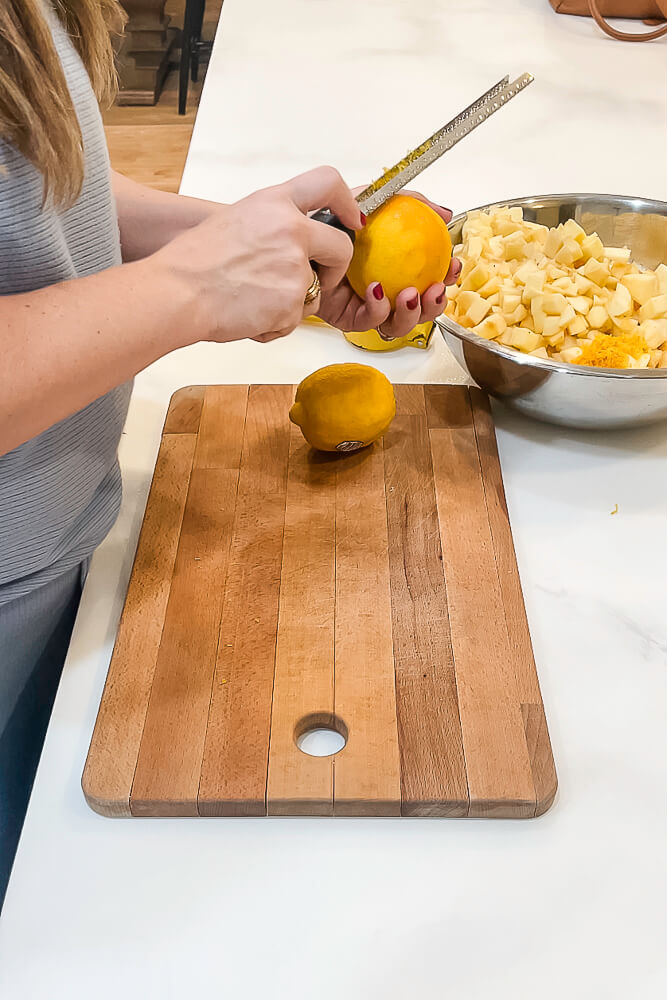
(289, 364, 396, 453)
(346, 195, 452, 307)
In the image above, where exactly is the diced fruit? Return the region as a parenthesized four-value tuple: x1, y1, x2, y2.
(460, 262, 490, 292)
(555, 239, 583, 267)
(581, 257, 609, 284)
(639, 294, 667, 322)
(473, 313, 507, 340)
(580, 233, 604, 261)
(588, 305, 608, 329)
(568, 315, 588, 337)
(570, 295, 592, 315)
(478, 277, 501, 298)
(607, 283, 633, 318)
(510, 328, 542, 352)
(560, 219, 587, 244)
(639, 319, 667, 350)
(603, 246, 631, 264)
(450, 206, 667, 370)
(458, 291, 492, 326)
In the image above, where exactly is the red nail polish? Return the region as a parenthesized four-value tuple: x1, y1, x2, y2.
(360, 212, 367, 226)
(407, 295, 419, 310)
(441, 206, 453, 215)
(373, 283, 384, 300)
(435, 293, 445, 305)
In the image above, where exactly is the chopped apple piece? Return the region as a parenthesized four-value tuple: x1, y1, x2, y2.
(472, 313, 507, 340)
(580, 233, 604, 261)
(656, 264, 667, 294)
(639, 294, 667, 322)
(513, 260, 540, 285)
(588, 305, 608, 329)
(612, 317, 639, 335)
(555, 239, 583, 267)
(502, 231, 528, 260)
(543, 229, 563, 259)
(505, 304, 528, 325)
(459, 262, 490, 292)
(568, 315, 588, 337)
(569, 295, 592, 315)
(581, 257, 609, 285)
(478, 277, 502, 298)
(608, 283, 633, 318)
(560, 347, 583, 364)
(458, 291, 492, 326)
(510, 328, 542, 352)
(603, 246, 631, 264)
(529, 347, 550, 360)
(639, 319, 667, 350)
(560, 219, 587, 244)
(542, 293, 568, 316)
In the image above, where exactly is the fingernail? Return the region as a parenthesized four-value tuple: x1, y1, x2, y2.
(372, 283, 384, 301)
(407, 295, 419, 310)
(453, 259, 462, 273)
(360, 212, 367, 226)
(441, 206, 453, 215)
(435, 293, 445, 305)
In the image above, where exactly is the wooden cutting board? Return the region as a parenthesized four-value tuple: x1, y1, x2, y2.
(83, 383, 556, 819)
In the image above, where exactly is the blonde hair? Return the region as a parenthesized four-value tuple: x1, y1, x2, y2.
(0, 0, 126, 207)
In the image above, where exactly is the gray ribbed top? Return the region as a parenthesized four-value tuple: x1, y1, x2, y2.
(0, 10, 131, 604)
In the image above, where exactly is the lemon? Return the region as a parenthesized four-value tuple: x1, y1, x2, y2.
(346, 195, 452, 308)
(289, 364, 396, 453)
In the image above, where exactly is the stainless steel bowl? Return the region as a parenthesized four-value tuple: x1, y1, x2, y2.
(436, 193, 667, 429)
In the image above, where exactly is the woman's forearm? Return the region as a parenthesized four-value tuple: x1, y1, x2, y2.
(112, 170, 223, 261)
(1, 256, 198, 456)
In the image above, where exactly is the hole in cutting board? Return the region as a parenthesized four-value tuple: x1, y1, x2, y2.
(297, 728, 346, 757)
(295, 713, 348, 758)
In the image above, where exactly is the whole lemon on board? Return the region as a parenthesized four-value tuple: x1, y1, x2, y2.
(346, 195, 452, 308)
(289, 364, 396, 453)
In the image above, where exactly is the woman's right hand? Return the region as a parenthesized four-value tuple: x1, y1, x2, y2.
(157, 166, 364, 346)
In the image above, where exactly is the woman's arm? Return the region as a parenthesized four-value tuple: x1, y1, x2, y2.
(1, 256, 195, 455)
(1, 167, 359, 456)
(112, 170, 221, 261)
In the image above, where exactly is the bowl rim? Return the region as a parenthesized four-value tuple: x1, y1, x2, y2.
(442, 192, 667, 381)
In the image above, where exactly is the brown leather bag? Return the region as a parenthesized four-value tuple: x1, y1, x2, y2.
(550, 0, 667, 39)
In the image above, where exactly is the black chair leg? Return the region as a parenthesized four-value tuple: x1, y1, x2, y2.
(191, 0, 207, 83)
(178, 0, 195, 115)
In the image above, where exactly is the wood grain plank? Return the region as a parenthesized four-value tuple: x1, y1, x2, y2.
(385, 387, 469, 817)
(198, 385, 292, 816)
(393, 383, 427, 416)
(333, 445, 401, 816)
(82, 432, 197, 816)
(267, 425, 337, 816)
(426, 386, 536, 818)
(469, 390, 557, 815)
(163, 386, 205, 434)
(129, 466, 241, 815)
(194, 385, 249, 469)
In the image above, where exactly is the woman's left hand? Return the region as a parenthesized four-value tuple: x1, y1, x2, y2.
(316, 191, 461, 339)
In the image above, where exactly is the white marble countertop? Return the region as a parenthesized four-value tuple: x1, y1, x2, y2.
(1, 1, 667, 995)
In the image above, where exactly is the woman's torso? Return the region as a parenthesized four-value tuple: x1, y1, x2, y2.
(0, 9, 131, 604)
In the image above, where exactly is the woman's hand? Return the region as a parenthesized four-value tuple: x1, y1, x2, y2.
(317, 190, 461, 339)
(156, 166, 363, 345)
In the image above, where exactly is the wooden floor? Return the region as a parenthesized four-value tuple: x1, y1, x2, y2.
(104, 0, 223, 192)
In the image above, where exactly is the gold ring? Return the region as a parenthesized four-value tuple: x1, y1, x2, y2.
(303, 269, 321, 306)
